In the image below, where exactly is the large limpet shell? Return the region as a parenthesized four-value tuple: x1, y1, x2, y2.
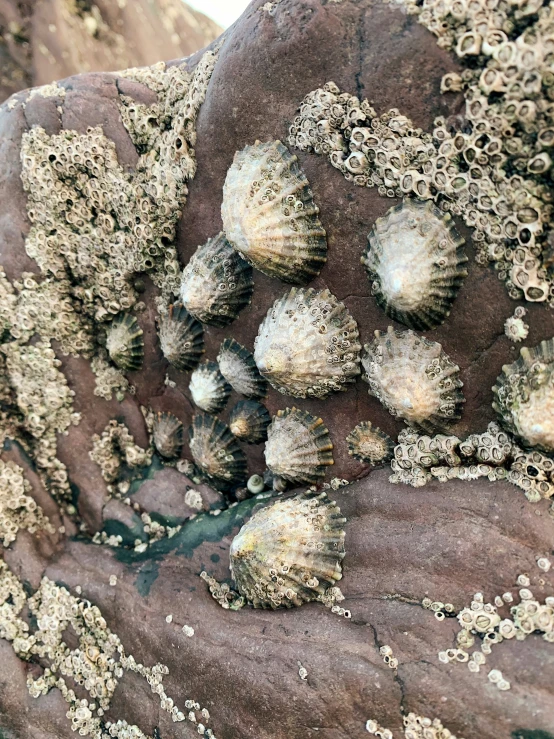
(229, 491, 346, 609)
(217, 338, 267, 399)
(189, 413, 247, 488)
(180, 232, 253, 327)
(362, 199, 467, 330)
(346, 421, 394, 465)
(362, 326, 464, 432)
(158, 302, 204, 372)
(189, 361, 231, 414)
(106, 313, 144, 371)
(229, 400, 270, 444)
(264, 407, 334, 487)
(153, 412, 184, 459)
(254, 287, 361, 398)
(492, 337, 554, 453)
(221, 140, 327, 284)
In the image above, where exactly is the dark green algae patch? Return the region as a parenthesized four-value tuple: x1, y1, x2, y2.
(512, 731, 554, 739)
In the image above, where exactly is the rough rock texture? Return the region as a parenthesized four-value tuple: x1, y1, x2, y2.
(0, 0, 554, 738)
(0, 0, 222, 103)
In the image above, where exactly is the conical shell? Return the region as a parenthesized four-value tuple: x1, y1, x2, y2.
(158, 302, 204, 372)
(180, 232, 253, 327)
(229, 400, 271, 444)
(492, 338, 554, 453)
(106, 313, 144, 371)
(362, 326, 464, 432)
(346, 421, 394, 465)
(189, 361, 231, 414)
(189, 413, 247, 488)
(254, 287, 361, 398)
(153, 412, 184, 459)
(217, 338, 267, 399)
(229, 491, 346, 609)
(222, 140, 327, 284)
(264, 407, 334, 486)
(362, 199, 467, 330)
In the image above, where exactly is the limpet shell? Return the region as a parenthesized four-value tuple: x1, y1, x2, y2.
(362, 326, 464, 432)
(362, 199, 467, 330)
(217, 338, 267, 399)
(492, 338, 554, 453)
(222, 140, 327, 284)
(229, 491, 346, 609)
(189, 413, 247, 489)
(180, 232, 253, 327)
(189, 361, 231, 414)
(346, 422, 394, 465)
(158, 302, 204, 371)
(264, 407, 334, 488)
(229, 400, 271, 444)
(254, 287, 361, 398)
(106, 313, 144, 371)
(153, 412, 184, 459)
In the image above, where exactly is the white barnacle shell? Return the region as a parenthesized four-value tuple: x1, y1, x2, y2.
(264, 407, 334, 487)
(189, 361, 231, 414)
(346, 421, 394, 465)
(229, 491, 346, 609)
(217, 338, 268, 399)
(222, 140, 327, 284)
(158, 302, 204, 371)
(189, 413, 247, 489)
(229, 400, 271, 444)
(362, 326, 465, 432)
(492, 338, 554, 452)
(153, 411, 184, 459)
(180, 232, 253, 327)
(106, 312, 144, 371)
(362, 199, 467, 330)
(254, 287, 361, 398)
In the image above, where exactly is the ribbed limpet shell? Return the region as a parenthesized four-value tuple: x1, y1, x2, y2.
(254, 287, 361, 398)
(264, 407, 334, 488)
(153, 412, 184, 459)
(229, 491, 345, 609)
(222, 140, 327, 284)
(229, 400, 271, 444)
(362, 199, 467, 330)
(217, 338, 267, 399)
(189, 361, 231, 414)
(180, 232, 253, 327)
(492, 338, 554, 453)
(346, 422, 394, 465)
(189, 413, 247, 489)
(158, 302, 204, 372)
(106, 313, 143, 371)
(362, 326, 464, 432)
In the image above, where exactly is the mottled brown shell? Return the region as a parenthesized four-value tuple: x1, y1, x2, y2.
(346, 422, 394, 465)
(180, 232, 253, 327)
(106, 313, 144, 371)
(222, 140, 327, 284)
(229, 400, 271, 444)
(188, 413, 247, 490)
(158, 302, 204, 372)
(153, 412, 184, 459)
(264, 407, 334, 487)
(254, 287, 361, 398)
(492, 337, 554, 453)
(189, 361, 231, 414)
(217, 338, 267, 399)
(229, 491, 345, 609)
(362, 199, 467, 330)
(362, 326, 465, 433)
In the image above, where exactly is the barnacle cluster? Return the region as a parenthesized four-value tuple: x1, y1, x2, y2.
(0, 459, 54, 547)
(366, 713, 464, 739)
(289, 0, 554, 308)
(89, 420, 153, 497)
(90, 353, 132, 402)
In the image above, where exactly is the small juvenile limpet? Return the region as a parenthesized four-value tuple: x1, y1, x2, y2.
(189, 413, 247, 489)
(153, 412, 184, 459)
(189, 361, 231, 414)
(346, 422, 394, 465)
(229, 400, 271, 444)
(106, 313, 144, 371)
(158, 302, 204, 371)
(217, 338, 267, 399)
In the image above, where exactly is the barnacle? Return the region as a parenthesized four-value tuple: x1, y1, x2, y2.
(229, 400, 271, 443)
(153, 412, 184, 459)
(504, 307, 529, 343)
(158, 302, 204, 372)
(229, 491, 345, 609)
(492, 338, 554, 452)
(189, 361, 231, 414)
(217, 338, 267, 399)
(180, 232, 254, 327)
(264, 407, 334, 488)
(105, 313, 144, 372)
(346, 421, 394, 465)
(362, 326, 464, 432)
(221, 140, 327, 284)
(254, 287, 361, 398)
(188, 413, 247, 488)
(362, 198, 467, 329)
